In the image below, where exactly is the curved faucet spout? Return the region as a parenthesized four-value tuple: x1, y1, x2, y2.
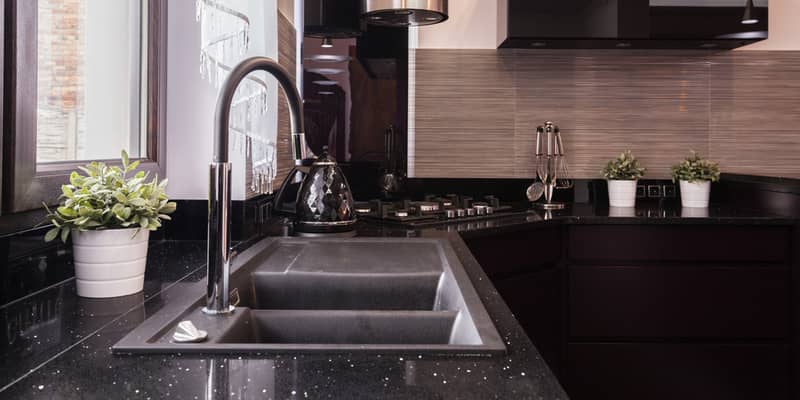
(204, 56, 307, 315)
(213, 56, 307, 164)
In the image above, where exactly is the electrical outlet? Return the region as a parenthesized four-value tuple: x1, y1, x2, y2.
(663, 185, 676, 198)
(636, 185, 647, 198)
(647, 185, 662, 198)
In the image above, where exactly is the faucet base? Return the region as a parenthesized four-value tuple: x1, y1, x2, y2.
(201, 305, 236, 315)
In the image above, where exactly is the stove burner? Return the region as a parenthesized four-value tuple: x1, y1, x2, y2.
(414, 202, 440, 213)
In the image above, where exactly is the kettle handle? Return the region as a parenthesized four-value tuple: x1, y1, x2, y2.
(273, 167, 308, 216)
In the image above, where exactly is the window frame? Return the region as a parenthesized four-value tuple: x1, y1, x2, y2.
(1, 0, 167, 214)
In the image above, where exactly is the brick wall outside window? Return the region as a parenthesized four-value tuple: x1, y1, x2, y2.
(36, 0, 88, 163)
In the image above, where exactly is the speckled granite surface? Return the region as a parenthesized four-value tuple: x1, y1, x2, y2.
(0, 233, 567, 399)
(0, 204, 794, 399)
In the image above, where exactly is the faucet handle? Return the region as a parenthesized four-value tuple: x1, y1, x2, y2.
(229, 288, 240, 308)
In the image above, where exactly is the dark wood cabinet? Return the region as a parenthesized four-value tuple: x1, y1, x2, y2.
(493, 268, 563, 374)
(465, 222, 797, 400)
(465, 226, 562, 278)
(464, 226, 565, 377)
(501, 0, 768, 49)
(566, 224, 795, 400)
(569, 265, 791, 339)
(565, 343, 792, 400)
(569, 225, 792, 263)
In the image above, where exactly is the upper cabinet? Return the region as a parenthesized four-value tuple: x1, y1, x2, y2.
(500, 0, 768, 49)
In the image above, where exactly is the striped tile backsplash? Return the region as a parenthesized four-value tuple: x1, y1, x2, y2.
(410, 50, 800, 179)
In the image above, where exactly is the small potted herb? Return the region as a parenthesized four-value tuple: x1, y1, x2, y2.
(602, 150, 646, 208)
(44, 151, 176, 298)
(671, 151, 720, 208)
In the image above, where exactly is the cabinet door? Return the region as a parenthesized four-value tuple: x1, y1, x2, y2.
(493, 268, 563, 376)
(464, 227, 564, 376)
(464, 226, 562, 278)
(565, 343, 791, 400)
(569, 225, 791, 263)
(569, 265, 791, 339)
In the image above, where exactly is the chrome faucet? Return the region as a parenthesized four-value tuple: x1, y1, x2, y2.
(203, 57, 308, 315)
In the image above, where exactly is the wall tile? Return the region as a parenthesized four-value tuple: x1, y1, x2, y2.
(412, 50, 516, 178)
(710, 130, 800, 178)
(708, 52, 800, 178)
(512, 50, 710, 179)
(275, 12, 297, 186)
(412, 49, 800, 179)
(710, 52, 800, 133)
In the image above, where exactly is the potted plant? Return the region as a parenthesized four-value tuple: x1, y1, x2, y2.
(602, 150, 646, 208)
(671, 151, 720, 208)
(44, 151, 176, 298)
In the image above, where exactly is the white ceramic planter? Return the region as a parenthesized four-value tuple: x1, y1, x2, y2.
(607, 179, 638, 208)
(72, 228, 149, 298)
(679, 180, 711, 208)
(681, 207, 710, 218)
(608, 206, 636, 218)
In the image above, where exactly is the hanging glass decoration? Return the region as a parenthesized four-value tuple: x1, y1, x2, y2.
(196, 0, 276, 194)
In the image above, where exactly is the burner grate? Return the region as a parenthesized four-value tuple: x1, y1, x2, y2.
(354, 194, 521, 227)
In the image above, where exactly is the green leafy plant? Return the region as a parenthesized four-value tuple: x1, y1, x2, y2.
(671, 151, 721, 183)
(602, 150, 647, 180)
(43, 150, 176, 242)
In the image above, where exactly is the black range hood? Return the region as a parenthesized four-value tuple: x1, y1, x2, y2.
(499, 0, 768, 50)
(305, 0, 362, 38)
(303, 0, 410, 78)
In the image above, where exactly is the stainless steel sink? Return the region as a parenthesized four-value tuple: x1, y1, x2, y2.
(113, 238, 506, 355)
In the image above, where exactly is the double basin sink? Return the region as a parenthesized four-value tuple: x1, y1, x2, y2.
(114, 238, 505, 355)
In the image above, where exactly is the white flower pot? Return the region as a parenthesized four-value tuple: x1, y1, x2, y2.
(609, 206, 636, 217)
(681, 207, 709, 218)
(72, 228, 149, 298)
(607, 179, 638, 208)
(679, 180, 711, 208)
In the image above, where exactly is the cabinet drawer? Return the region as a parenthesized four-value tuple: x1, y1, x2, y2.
(465, 226, 562, 277)
(569, 265, 790, 339)
(568, 225, 791, 263)
(565, 343, 791, 400)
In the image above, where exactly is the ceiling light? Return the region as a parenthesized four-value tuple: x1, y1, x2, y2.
(303, 55, 351, 63)
(321, 37, 333, 48)
(741, 0, 759, 25)
(312, 80, 339, 86)
(307, 68, 344, 75)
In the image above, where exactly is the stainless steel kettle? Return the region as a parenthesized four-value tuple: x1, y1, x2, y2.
(274, 146, 357, 233)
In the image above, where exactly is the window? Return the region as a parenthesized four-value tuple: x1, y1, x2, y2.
(2, 0, 166, 213)
(36, 0, 147, 163)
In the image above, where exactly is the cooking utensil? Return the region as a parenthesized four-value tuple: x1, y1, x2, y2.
(554, 126, 573, 189)
(379, 125, 405, 195)
(526, 181, 544, 201)
(533, 121, 567, 209)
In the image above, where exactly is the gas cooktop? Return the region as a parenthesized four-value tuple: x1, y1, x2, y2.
(353, 194, 529, 228)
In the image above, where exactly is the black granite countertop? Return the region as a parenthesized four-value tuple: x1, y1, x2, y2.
(0, 203, 795, 399)
(0, 235, 567, 399)
(355, 203, 797, 239)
